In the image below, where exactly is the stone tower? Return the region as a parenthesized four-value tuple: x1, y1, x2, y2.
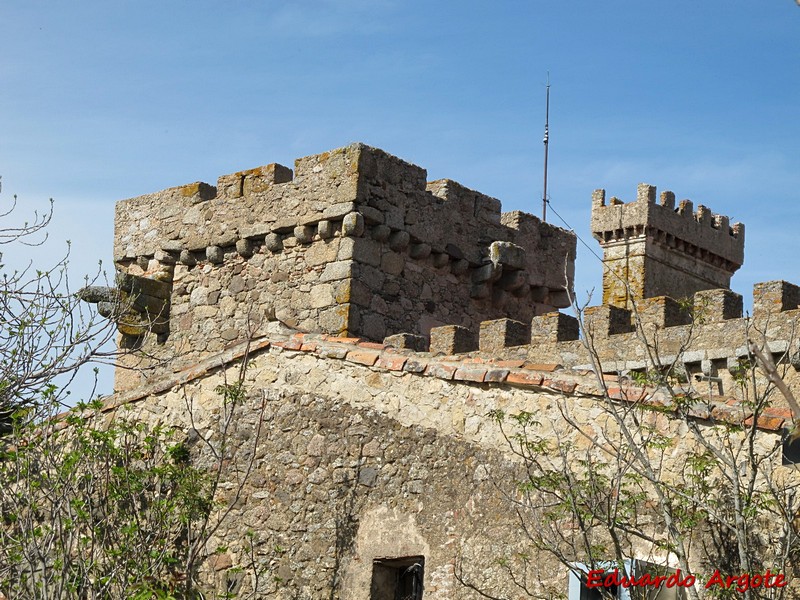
(108, 143, 576, 391)
(590, 183, 744, 309)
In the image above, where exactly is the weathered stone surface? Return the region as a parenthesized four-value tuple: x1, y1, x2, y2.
(179, 249, 196, 265)
(96, 143, 800, 600)
(430, 325, 477, 354)
(293, 225, 314, 244)
(235, 238, 254, 257)
(383, 333, 428, 351)
(388, 230, 410, 251)
(409, 242, 431, 259)
(489, 241, 526, 270)
(479, 318, 529, 352)
(206, 246, 224, 264)
(317, 220, 334, 239)
(342, 212, 365, 237)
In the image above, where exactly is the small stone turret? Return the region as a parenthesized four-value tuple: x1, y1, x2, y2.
(591, 183, 744, 309)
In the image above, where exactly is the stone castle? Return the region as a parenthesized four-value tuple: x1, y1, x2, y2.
(88, 143, 799, 598)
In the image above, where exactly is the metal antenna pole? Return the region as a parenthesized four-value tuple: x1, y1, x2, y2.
(542, 74, 550, 222)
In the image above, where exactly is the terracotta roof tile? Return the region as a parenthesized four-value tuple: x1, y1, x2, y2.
(454, 365, 488, 383)
(506, 371, 544, 387)
(426, 363, 457, 380)
(346, 350, 380, 366)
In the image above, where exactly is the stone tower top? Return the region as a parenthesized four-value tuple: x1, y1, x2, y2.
(590, 183, 744, 309)
(107, 143, 576, 390)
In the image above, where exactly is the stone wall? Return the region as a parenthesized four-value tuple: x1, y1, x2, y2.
(379, 281, 800, 405)
(103, 327, 796, 599)
(112, 144, 575, 391)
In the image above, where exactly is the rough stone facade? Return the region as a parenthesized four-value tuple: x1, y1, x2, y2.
(111, 144, 575, 391)
(86, 143, 800, 599)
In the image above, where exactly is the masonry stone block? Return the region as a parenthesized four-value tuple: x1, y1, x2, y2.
(451, 259, 469, 276)
(383, 333, 428, 351)
(693, 289, 743, 322)
(178, 250, 195, 266)
(489, 241, 526, 270)
(360, 205, 384, 224)
(583, 304, 633, 337)
(320, 260, 352, 282)
(317, 220, 334, 239)
(753, 281, 800, 318)
(430, 325, 478, 355)
(432, 252, 449, 268)
(388, 230, 410, 251)
(206, 246, 224, 264)
(351, 238, 382, 267)
(235, 239, 254, 258)
(530, 312, 580, 343)
(264, 233, 282, 253)
(479, 319, 530, 352)
(409, 243, 432, 260)
(370, 224, 391, 242)
(293, 225, 314, 244)
(498, 270, 526, 292)
(342, 212, 365, 237)
(472, 262, 501, 284)
(634, 296, 691, 328)
(381, 252, 405, 276)
(322, 202, 356, 220)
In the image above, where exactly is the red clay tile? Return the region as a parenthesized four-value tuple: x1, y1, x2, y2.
(545, 379, 577, 394)
(273, 339, 302, 351)
(522, 362, 560, 372)
(346, 350, 380, 366)
(358, 341, 387, 350)
(376, 354, 408, 371)
(403, 358, 428, 373)
(323, 335, 362, 344)
(454, 366, 487, 383)
(764, 407, 794, 419)
(506, 371, 544, 387)
(484, 368, 510, 383)
(744, 414, 786, 431)
(493, 359, 525, 368)
(426, 363, 457, 380)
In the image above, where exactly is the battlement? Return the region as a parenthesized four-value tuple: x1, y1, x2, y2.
(109, 143, 576, 391)
(380, 280, 800, 405)
(590, 184, 744, 309)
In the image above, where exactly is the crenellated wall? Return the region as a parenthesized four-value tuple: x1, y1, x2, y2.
(591, 183, 744, 309)
(110, 143, 575, 391)
(392, 280, 800, 404)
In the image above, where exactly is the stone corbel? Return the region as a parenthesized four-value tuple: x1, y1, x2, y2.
(78, 271, 171, 337)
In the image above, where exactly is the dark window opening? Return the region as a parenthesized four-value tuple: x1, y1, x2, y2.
(783, 427, 800, 466)
(370, 555, 424, 600)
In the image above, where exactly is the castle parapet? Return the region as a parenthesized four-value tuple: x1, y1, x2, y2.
(591, 184, 744, 309)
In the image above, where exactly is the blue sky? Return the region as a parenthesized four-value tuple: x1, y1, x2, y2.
(1, 1, 798, 396)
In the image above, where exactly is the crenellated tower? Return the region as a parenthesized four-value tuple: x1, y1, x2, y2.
(105, 143, 576, 391)
(590, 183, 744, 309)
